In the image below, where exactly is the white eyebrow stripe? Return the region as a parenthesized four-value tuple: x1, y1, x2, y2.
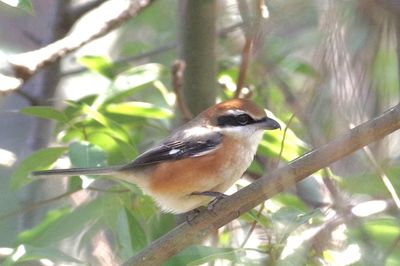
(225, 109, 245, 115)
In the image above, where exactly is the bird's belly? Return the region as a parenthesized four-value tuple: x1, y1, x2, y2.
(139, 133, 262, 213)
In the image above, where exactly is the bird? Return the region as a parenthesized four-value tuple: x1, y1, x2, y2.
(32, 99, 280, 213)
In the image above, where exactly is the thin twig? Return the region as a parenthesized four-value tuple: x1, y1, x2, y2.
(384, 233, 400, 260)
(235, 36, 253, 98)
(0, 185, 130, 222)
(62, 42, 176, 77)
(0, 189, 81, 221)
(275, 114, 295, 168)
(362, 145, 400, 208)
(240, 113, 295, 248)
(239, 203, 265, 248)
(172, 60, 192, 121)
(62, 22, 243, 77)
(234, 0, 266, 98)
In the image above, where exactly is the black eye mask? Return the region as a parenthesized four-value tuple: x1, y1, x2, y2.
(217, 113, 266, 127)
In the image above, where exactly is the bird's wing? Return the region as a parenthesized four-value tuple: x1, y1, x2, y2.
(121, 131, 222, 168)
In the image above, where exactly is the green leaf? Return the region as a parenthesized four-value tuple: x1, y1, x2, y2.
(3, 245, 83, 265)
(273, 193, 309, 212)
(271, 208, 321, 244)
(11, 147, 67, 189)
(82, 104, 131, 141)
(20, 106, 68, 124)
(17, 196, 111, 246)
(17, 207, 72, 245)
(76, 193, 126, 252)
(68, 141, 107, 168)
(341, 166, 400, 195)
(387, 252, 400, 266)
(124, 208, 148, 252)
(258, 114, 308, 162)
(78, 55, 115, 79)
(1, 0, 33, 13)
(281, 57, 319, 78)
(105, 63, 165, 103)
(106, 101, 173, 119)
(351, 217, 400, 249)
(239, 208, 272, 229)
(113, 63, 164, 91)
(149, 212, 175, 240)
(64, 95, 97, 120)
(87, 131, 138, 163)
(166, 245, 243, 266)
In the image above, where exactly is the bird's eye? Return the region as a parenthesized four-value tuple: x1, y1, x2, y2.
(236, 114, 250, 125)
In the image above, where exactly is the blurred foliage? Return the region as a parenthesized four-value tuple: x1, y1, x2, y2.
(0, 0, 33, 13)
(1, 0, 400, 265)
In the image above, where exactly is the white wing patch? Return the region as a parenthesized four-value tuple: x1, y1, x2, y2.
(168, 149, 180, 155)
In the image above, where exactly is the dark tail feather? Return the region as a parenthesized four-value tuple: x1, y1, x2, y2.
(31, 166, 122, 179)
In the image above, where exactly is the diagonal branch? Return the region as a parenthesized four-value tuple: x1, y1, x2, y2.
(122, 103, 400, 266)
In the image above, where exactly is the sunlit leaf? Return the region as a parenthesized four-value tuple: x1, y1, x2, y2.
(105, 63, 165, 103)
(106, 101, 173, 119)
(11, 147, 67, 189)
(21, 106, 68, 124)
(113, 63, 164, 91)
(78, 55, 115, 79)
(258, 114, 309, 162)
(64, 96, 97, 120)
(87, 131, 138, 163)
(82, 104, 131, 141)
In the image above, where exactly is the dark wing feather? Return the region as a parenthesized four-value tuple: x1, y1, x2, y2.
(121, 131, 222, 169)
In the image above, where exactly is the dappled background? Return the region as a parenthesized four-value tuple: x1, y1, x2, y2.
(0, 0, 399, 265)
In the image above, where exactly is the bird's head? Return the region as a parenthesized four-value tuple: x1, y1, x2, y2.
(201, 98, 281, 138)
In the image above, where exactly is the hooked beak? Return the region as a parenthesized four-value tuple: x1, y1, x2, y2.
(262, 117, 281, 130)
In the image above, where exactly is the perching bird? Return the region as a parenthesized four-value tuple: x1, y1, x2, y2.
(32, 99, 280, 213)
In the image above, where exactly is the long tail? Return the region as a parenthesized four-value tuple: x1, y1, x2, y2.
(31, 166, 123, 179)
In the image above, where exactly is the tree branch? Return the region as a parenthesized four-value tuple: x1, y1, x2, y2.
(123, 103, 400, 265)
(0, 0, 155, 94)
(67, 0, 108, 28)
